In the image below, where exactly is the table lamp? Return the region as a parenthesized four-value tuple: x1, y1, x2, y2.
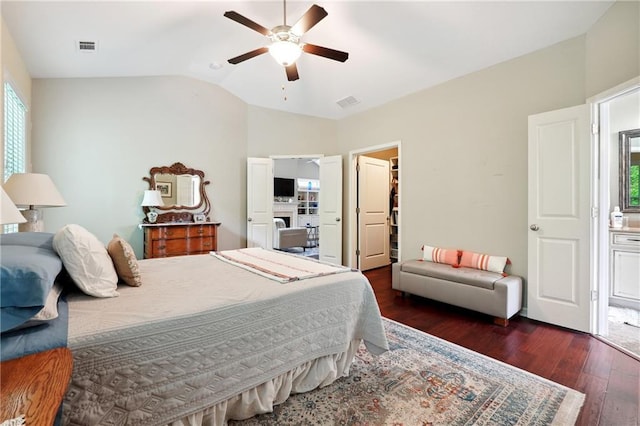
(0, 187, 27, 225)
(141, 190, 164, 223)
(3, 173, 66, 232)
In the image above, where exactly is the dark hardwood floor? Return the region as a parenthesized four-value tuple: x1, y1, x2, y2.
(363, 265, 640, 426)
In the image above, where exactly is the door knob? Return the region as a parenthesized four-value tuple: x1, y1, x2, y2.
(336, 218, 341, 222)
(248, 217, 252, 222)
(530, 224, 539, 231)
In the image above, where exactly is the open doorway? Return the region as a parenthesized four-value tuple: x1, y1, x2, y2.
(272, 157, 321, 259)
(593, 80, 640, 360)
(348, 141, 401, 270)
(247, 155, 343, 264)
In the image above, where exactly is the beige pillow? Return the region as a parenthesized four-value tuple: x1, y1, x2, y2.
(53, 224, 119, 298)
(107, 234, 142, 287)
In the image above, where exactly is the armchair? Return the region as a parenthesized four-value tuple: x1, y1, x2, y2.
(273, 218, 308, 250)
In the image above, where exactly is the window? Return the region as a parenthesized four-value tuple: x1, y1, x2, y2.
(631, 163, 639, 206)
(3, 82, 27, 233)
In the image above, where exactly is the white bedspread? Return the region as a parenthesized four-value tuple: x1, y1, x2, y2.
(211, 247, 353, 282)
(63, 253, 388, 425)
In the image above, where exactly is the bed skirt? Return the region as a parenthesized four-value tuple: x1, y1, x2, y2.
(168, 338, 361, 426)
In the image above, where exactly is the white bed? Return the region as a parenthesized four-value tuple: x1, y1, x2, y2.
(62, 251, 388, 425)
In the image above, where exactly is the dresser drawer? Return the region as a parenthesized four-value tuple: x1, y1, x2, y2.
(150, 238, 189, 257)
(186, 237, 215, 253)
(187, 225, 216, 238)
(148, 227, 188, 240)
(612, 233, 640, 247)
(150, 237, 214, 257)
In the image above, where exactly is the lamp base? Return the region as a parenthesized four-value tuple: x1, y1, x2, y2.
(147, 211, 158, 224)
(18, 209, 44, 232)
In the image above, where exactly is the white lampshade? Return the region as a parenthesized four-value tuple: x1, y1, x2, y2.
(269, 40, 302, 66)
(3, 173, 66, 207)
(141, 190, 164, 207)
(0, 187, 27, 225)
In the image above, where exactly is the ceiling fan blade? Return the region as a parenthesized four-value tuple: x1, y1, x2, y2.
(290, 4, 327, 36)
(302, 43, 349, 62)
(285, 64, 299, 81)
(228, 47, 269, 64)
(224, 11, 271, 36)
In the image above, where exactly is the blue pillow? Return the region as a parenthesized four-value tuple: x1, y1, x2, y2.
(1, 306, 44, 333)
(0, 232, 55, 250)
(1, 244, 63, 332)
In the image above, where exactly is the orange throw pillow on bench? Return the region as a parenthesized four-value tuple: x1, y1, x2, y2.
(460, 250, 509, 275)
(422, 245, 460, 266)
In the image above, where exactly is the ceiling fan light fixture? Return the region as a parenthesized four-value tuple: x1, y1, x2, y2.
(225, 3, 347, 80)
(269, 40, 302, 66)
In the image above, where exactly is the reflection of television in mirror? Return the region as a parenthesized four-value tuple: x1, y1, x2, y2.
(274, 177, 295, 197)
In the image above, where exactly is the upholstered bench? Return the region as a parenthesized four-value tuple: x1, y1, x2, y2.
(392, 259, 522, 326)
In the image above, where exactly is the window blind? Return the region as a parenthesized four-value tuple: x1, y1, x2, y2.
(3, 82, 27, 233)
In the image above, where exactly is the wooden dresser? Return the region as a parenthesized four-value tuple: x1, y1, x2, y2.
(142, 222, 220, 259)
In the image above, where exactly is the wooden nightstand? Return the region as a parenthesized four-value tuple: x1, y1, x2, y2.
(1, 347, 73, 425)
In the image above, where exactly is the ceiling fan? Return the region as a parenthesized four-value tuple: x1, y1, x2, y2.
(224, 1, 349, 82)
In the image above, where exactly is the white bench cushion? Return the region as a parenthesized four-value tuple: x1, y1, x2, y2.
(400, 260, 502, 290)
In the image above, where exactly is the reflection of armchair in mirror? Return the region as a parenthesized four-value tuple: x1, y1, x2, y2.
(142, 162, 211, 223)
(619, 129, 640, 212)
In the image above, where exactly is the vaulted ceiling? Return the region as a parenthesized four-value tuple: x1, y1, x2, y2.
(2, 1, 613, 119)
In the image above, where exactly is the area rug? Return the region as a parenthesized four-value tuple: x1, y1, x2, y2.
(232, 318, 584, 425)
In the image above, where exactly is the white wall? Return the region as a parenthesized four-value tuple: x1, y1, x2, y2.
(274, 158, 319, 180)
(31, 76, 248, 257)
(337, 36, 588, 283)
(586, 1, 640, 98)
(247, 106, 337, 157)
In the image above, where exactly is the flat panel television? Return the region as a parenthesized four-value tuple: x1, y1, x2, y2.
(274, 177, 295, 197)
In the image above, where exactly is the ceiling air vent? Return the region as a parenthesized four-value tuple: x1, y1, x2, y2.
(77, 41, 97, 53)
(336, 96, 360, 109)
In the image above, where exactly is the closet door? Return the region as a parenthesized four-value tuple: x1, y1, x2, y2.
(358, 155, 390, 271)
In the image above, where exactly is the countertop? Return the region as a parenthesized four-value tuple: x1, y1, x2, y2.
(610, 226, 640, 234)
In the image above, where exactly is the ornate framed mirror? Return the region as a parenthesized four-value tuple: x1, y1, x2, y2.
(142, 162, 211, 223)
(619, 128, 640, 212)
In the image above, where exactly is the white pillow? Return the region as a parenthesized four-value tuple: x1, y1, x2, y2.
(53, 224, 119, 298)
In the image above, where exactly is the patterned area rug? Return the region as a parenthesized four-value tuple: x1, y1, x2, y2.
(233, 318, 584, 425)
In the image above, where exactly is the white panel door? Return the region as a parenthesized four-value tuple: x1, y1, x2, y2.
(358, 155, 390, 271)
(319, 155, 342, 265)
(246, 158, 273, 249)
(528, 104, 591, 332)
